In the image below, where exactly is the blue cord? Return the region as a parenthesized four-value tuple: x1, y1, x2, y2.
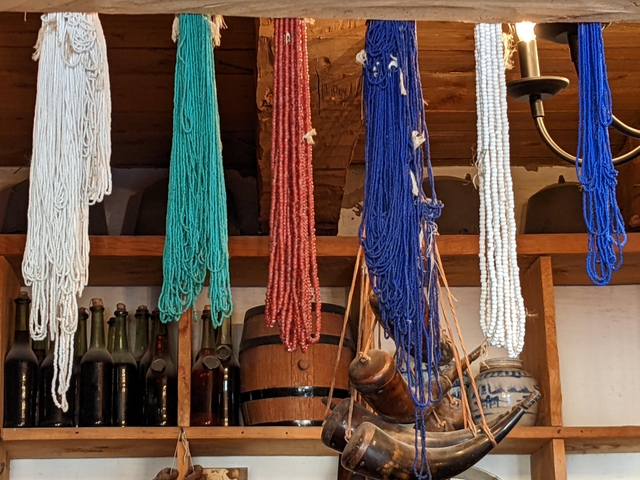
(576, 24, 627, 286)
(359, 20, 442, 479)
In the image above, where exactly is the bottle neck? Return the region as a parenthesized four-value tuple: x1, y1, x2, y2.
(90, 307, 107, 349)
(218, 315, 233, 348)
(153, 321, 170, 358)
(133, 313, 149, 352)
(107, 319, 116, 352)
(14, 298, 29, 333)
(147, 316, 158, 351)
(200, 315, 216, 351)
(75, 316, 88, 357)
(113, 313, 129, 352)
(33, 338, 48, 351)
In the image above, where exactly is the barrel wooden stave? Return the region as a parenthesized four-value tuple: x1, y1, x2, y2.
(240, 305, 355, 426)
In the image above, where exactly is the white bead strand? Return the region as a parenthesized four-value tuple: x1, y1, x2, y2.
(474, 24, 526, 358)
(22, 13, 112, 411)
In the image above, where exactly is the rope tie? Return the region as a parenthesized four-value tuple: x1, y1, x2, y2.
(159, 14, 233, 327)
(265, 18, 322, 352)
(23, 12, 112, 411)
(360, 20, 442, 480)
(576, 23, 627, 286)
(474, 24, 526, 358)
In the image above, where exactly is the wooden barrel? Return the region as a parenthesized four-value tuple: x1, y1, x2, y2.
(240, 304, 355, 426)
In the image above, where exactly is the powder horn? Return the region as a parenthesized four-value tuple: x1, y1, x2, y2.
(348, 350, 416, 424)
(349, 345, 482, 425)
(340, 391, 541, 480)
(322, 395, 530, 453)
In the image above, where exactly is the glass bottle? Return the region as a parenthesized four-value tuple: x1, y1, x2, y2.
(39, 337, 75, 427)
(79, 298, 113, 426)
(4, 292, 38, 428)
(144, 319, 177, 426)
(32, 336, 48, 367)
(132, 305, 150, 366)
(216, 313, 241, 426)
(139, 307, 158, 418)
(111, 303, 140, 427)
(107, 317, 116, 353)
(73, 308, 89, 427)
(139, 308, 158, 386)
(191, 306, 222, 426)
(32, 333, 48, 426)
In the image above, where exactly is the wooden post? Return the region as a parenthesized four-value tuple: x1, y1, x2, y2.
(0, 256, 21, 437)
(177, 309, 193, 428)
(520, 256, 563, 427)
(531, 439, 567, 480)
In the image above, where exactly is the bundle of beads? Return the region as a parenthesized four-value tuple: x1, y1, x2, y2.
(474, 24, 526, 358)
(360, 20, 442, 480)
(576, 23, 626, 286)
(265, 18, 322, 353)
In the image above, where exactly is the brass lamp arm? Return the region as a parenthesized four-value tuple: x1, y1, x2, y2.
(530, 97, 640, 167)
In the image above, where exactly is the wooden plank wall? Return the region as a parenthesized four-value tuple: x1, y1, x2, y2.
(0, 14, 257, 176)
(256, 19, 364, 235)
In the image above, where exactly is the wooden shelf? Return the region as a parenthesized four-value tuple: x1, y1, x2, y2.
(0, 426, 573, 459)
(0, 427, 181, 459)
(0, 233, 639, 287)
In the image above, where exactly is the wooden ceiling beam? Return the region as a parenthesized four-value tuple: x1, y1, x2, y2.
(3, 1, 640, 23)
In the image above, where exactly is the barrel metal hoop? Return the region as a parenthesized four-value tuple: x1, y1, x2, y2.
(239, 334, 356, 353)
(243, 420, 324, 427)
(243, 303, 346, 320)
(240, 386, 350, 403)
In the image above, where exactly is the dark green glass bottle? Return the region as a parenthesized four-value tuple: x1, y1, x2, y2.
(191, 306, 222, 426)
(32, 336, 48, 367)
(39, 337, 74, 427)
(106, 317, 116, 353)
(132, 305, 149, 366)
(144, 319, 177, 426)
(32, 332, 48, 426)
(73, 308, 89, 427)
(216, 313, 241, 426)
(4, 292, 38, 428)
(111, 303, 139, 427)
(79, 298, 113, 426)
(139, 307, 158, 418)
(139, 309, 157, 383)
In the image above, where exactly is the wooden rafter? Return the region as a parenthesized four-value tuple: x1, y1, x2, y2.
(3, 1, 640, 22)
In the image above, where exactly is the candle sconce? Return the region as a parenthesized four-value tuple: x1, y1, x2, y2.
(506, 22, 640, 166)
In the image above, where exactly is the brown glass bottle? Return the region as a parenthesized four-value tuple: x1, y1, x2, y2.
(132, 305, 150, 366)
(107, 317, 116, 353)
(191, 306, 222, 426)
(4, 292, 38, 428)
(73, 308, 89, 427)
(216, 313, 241, 426)
(79, 298, 113, 426)
(111, 303, 140, 427)
(39, 339, 75, 427)
(144, 319, 177, 426)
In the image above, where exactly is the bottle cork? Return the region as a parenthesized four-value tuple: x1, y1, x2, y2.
(91, 298, 104, 308)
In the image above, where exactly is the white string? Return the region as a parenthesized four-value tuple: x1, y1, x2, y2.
(22, 13, 112, 411)
(474, 24, 526, 358)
